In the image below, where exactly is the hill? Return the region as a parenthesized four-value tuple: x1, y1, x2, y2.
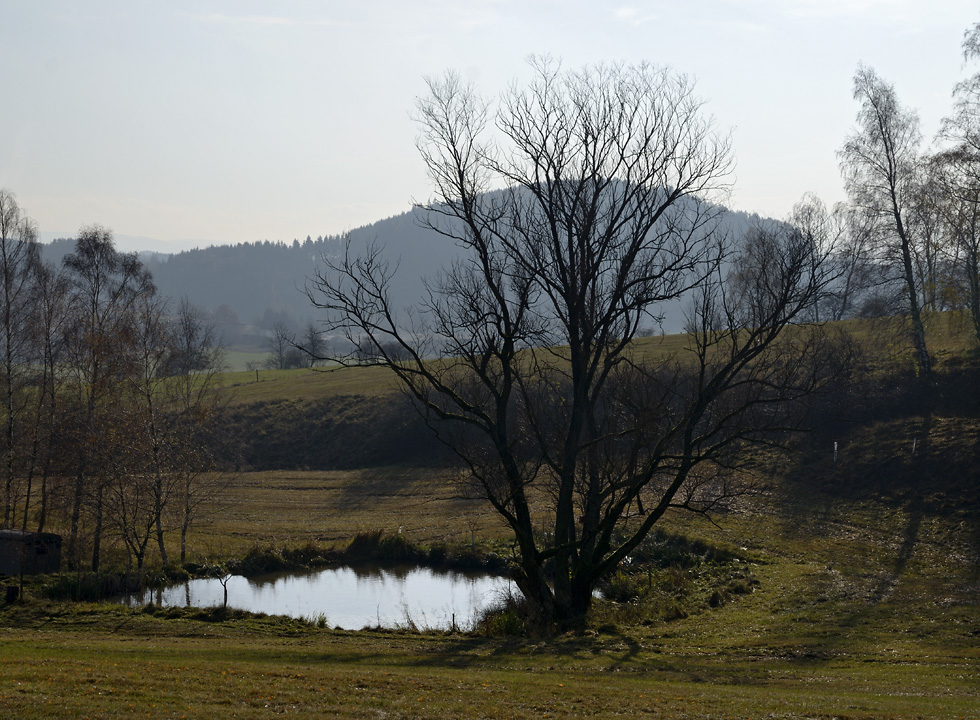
(41, 201, 764, 346)
(217, 319, 980, 507)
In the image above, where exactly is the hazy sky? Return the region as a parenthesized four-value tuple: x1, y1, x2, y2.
(2, 1, 978, 252)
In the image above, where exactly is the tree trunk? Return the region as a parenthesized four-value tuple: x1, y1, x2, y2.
(36, 471, 48, 533)
(3, 374, 13, 528)
(67, 469, 85, 569)
(180, 473, 191, 564)
(91, 482, 104, 572)
(901, 237, 932, 378)
(20, 463, 32, 532)
(154, 467, 169, 566)
(35, 439, 53, 534)
(968, 246, 980, 346)
(155, 515, 168, 566)
(893, 195, 931, 379)
(568, 575, 594, 631)
(2, 277, 15, 529)
(513, 565, 557, 630)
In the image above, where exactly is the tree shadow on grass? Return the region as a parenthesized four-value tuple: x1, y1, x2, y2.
(776, 406, 980, 568)
(762, 410, 980, 662)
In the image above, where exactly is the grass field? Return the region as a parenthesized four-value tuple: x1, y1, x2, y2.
(220, 364, 400, 405)
(2, 460, 978, 719)
(1, 317, 978, 718)
(185, 467, 506, 558)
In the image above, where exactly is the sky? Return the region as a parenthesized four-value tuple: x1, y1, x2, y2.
(2, 0, 978, 253)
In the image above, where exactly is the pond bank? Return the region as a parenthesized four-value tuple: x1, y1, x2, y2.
(27, 530, 511, 603)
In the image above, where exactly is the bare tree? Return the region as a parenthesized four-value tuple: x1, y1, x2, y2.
(308, 60, 841, 629)
(301, 321, 326, 367)
(22, 259, 70, 532)
(840, 66, 932, 377)
(265, 319, 295, 370)
(943, 18, 980, 155)
(62, 226, 154, 571)
(935, 18, 980, 344)
(122, 292, 178, 567)
(0, 190, 40, 529)
(102, 423, 159, 573)
(115, 296, 227, 568)
(169, 298, 226, 565)
(932, 152, 980, 343)
(790, 194, 886, 322)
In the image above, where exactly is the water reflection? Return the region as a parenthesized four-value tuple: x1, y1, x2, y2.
(121, 564, 513, 631)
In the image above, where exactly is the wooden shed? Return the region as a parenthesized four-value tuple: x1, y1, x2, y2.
(0, 530, 62, 576)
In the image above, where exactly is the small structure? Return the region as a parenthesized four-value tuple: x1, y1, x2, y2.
(0, 530, 62, 576)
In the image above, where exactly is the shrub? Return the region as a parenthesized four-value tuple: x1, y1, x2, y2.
(342, 531, 421, 563)
(604, 570, 645, 603)
(40, 571, 148, 602)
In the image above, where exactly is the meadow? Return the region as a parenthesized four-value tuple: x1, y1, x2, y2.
(1, 317, 978, 719)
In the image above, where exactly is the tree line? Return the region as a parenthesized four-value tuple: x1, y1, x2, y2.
(0, 190, 226, 573)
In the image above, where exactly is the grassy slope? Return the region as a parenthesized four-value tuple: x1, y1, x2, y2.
(221, 364, 401, 405)
(2, 317, 978, 718)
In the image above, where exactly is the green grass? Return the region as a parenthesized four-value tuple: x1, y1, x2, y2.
(3, 460, 978, 718)
(2, 315, 978, 718)
(220, 347, 269, 372)
(179, 467, 509, 559)
(213, 314, 977, 408)
(219, 364, 400, 405)
(1, 623, 974, 719)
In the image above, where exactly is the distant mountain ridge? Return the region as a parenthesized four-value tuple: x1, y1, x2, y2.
(41, 201, 766, 342)
(39, 230, 213, 255)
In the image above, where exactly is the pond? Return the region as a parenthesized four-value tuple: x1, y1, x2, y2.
(120, 564, 515, 631)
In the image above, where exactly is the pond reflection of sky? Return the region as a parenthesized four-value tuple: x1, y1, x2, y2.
(123, 564, 514, 630)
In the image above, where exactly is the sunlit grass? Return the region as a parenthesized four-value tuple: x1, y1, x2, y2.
(219, 364, 400, 405)
(3, 475, 979, 718)
(213, 313, 978, 409)
(183, 468, 508, 560)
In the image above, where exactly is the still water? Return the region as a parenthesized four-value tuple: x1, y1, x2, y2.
(122, 564, 513, 631)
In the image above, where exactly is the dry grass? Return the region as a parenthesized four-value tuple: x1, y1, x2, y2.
(187, 468, 509, 559)
(214, 314, 978, 410)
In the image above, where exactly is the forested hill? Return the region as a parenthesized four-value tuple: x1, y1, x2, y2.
(147, 207, 462, 331)
(42, 202, 763, 341)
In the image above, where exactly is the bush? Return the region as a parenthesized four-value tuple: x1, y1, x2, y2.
(342, 531, 421, 563)
(631, 529, 740, 569)
(40, 571, 146, 602)
(604, 570, 645, 603)
(233, 546, 297, 575)
(472, 590, 531, 637)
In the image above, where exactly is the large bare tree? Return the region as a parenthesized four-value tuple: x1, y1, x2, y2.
(308, 60, 840, 629)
